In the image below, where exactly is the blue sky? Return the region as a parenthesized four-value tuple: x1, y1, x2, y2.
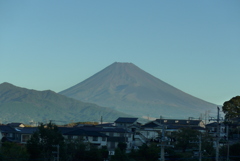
(1, 0, 239, 106)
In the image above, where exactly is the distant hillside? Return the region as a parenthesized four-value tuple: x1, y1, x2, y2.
(60, 62, 217, 119)
(0, 82, 132, 124)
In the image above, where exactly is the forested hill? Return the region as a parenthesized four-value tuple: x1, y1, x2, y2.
(0, 82, 132, 124)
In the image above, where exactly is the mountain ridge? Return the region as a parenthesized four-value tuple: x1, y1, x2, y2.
(0, 82, 133, 124)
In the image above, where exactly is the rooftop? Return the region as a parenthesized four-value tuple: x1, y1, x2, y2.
(115, 117, 138, 123)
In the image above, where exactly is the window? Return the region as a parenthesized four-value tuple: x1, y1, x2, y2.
(7, 133, 13, 137)
(22, 134, 30, 143)
(93, 137, 98, 141)
(72, 136, 78, 139)
(102, 137, 106, 141)
(110, 142, 115, 148)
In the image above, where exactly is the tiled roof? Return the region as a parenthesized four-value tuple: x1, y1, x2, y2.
(96, 123, 114, 127)
(64, 129, 108, 137)
(17, 127, 38, 134)
(7, 123, 24, 127)
(141, 121, 162, 128)
(101, 127, 128, 133)
(155, 119, 201, 125)
(115, 117, 138, 123)
(7, 126, 131, 136)
(0, 125, 16, 133)
(58, 127, 79, 134)
(76, 126, 128, 133)
(166, 125, 205, 130)
(76, 126, 103, 132)
(205, 122, 218, 127)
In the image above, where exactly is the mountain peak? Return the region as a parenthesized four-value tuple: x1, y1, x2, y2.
(112, 62, 135, 66)
(0, 82, 17, 90)
(60, 62, 216, 119)
(107, 62, 138, 71)
(0, 82, 14, 86)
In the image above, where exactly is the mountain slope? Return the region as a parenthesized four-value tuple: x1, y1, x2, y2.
(0, 82, 132, 124)
(60, 62, 217, 119)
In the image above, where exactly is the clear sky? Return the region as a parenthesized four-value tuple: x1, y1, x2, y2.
(1, 0, 239, 106)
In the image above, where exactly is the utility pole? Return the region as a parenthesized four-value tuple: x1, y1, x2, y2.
(57, 144, 59, 161)
(158, 125, 173, 161)
(226, 124, 230, 161)
(216, 107, 220, 161)
(199, 135, 202, 161)
(161, 125, 165, 161)
(189, 135, 202, 161)
(52, 145, 59, 161)
(208, 107, 222, 161)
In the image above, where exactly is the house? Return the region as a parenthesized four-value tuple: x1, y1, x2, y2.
(155, 119, 205, 128)
(7, 123, 25, 128)
(114, 117, 138, 128)
(0, 117, 138, 152)
(205, 122, 226, 138)
(96, 123, 115, 128)
(17, 127, 38, 144)
(140, 121, 162, 140)
(101, 127, 133, 152)
(0, 125, 18, 143)
(72, 125, 134, 152)
(0, 123, 134, 152)
(62, 128, 108, 148)
(138, 119, 206, 145)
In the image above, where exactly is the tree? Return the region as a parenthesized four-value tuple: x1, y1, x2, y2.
(220, 142, 240, 161)
(200, 133, 215, 160)
(0, 142, 29, 161)
(110, 148, 130, 161)
(62, 139, 87, 161)
(172, 128, 200, 153)
(222, 96, 240, 120)
(171, 128, 214, 160)
(117, 142, 127, 152)
(61, 139, 108, 161)
(110, 143, 129, 161)
(129, 143, 160, 161)
(26, 122, 65, 161)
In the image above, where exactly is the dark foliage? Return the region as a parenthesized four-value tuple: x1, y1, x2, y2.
(129, 143, 160, 161)
(117, 142, 127, 152)
(222, 96, 240, 120)
(26, 122, 65, 161)
(220, 142, 240, 161)
(0, 142, 29, 161)
(110, 148, 130, 161)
